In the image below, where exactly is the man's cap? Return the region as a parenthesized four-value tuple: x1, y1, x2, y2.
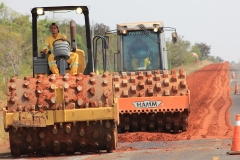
(50, 23, 59, 33)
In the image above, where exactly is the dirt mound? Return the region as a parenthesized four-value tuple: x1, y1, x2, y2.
(118, 62, 233, 142)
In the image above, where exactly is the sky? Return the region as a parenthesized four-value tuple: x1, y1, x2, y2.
(2, 0, 240, 62)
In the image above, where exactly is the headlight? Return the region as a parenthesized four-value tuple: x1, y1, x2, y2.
(153, 27, 158, 32)
(153, 24, 160, 32)
(122, 30, 127, 34)
(76, 7, 83, 14)
(37, 8, 44, 15)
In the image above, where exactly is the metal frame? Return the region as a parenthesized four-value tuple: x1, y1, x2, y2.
(31, 6, 93, 75)
(3, 103, 119, 128)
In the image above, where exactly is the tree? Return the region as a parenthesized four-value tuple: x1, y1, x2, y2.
(90, 23, 111, 73)
(195, 42, 211, 59)
(94, 23, 110, 35)
(12, 14, 32, 58)
(37, 18, 53, 52)
(0, 3, 31, 80)
(0, 3, 18, 25)
(0, 26, 24, 76)
(166, 36, 194, 68)
(76, 34, 86, 51)
(191, 45, 202, 60)
(76, 24, 86, 51)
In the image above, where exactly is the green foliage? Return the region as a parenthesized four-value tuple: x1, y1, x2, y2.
(195, 42, 211, 59)
(167, 36, 194, 68)
(166, 36, 215, 68)
(76, 25, 86, 51)
(37, 18, 53, 53)
(92, 23, 116, 73)
(105, 34, 117, 72)
(0, 2, 18, 25)
(191, 45, 202, 60)
(207, 55, 223, 63)
(0, 27, 24, 76)
(76, 34, 86, 51)
(93, 34, 117, 72)
(94, 23, 110, 35)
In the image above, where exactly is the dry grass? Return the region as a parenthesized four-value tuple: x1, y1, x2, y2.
(0, 129, 8, 143)
(0, 86, 8, 143)
(0, 112, 9, 143)
(0, 88, 7, 111)
(173, 60, 213, 76)
(0, 101, 6, 111)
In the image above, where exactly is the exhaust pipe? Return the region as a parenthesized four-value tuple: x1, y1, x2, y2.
(70, 20, 77, 52)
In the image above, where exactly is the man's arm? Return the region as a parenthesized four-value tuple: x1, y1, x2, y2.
(61, 34, 67, 41)
(42, 37, 49, 54)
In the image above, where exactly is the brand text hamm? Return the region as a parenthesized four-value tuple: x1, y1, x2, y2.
(132, 100, 162, 108)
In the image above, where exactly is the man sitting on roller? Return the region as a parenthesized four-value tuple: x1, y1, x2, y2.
(42, 23, 78, 75)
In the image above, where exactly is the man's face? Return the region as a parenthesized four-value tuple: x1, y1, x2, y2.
(50, 25, 58, 34)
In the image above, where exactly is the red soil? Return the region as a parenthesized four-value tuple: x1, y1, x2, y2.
(118, 62, 233, 142)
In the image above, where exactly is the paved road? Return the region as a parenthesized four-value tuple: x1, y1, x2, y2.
(229, 63, 240, 126)
(67, 139, 235, 160)
(0, 139, 235, 160)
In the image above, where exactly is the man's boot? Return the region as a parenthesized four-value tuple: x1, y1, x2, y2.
(50, 65, 59, 76)
(70, 66, 78, 75)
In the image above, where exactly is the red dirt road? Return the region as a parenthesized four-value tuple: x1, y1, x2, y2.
(118, 62, 233, 142)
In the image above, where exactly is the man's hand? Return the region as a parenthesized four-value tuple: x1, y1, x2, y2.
(42, 49, 48, 54)
(61, 37, 67, 41)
